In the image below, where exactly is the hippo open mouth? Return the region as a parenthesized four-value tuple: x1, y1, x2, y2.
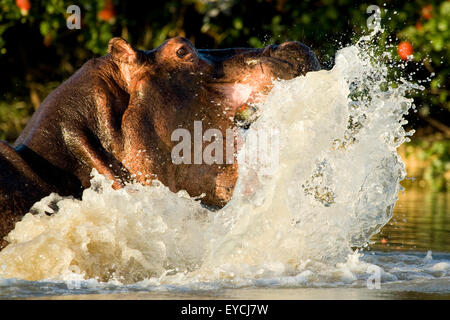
(200, 42, 321, 125)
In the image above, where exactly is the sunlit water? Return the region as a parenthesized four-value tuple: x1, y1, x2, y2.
(1, 187, 448, 299)
(0, 39, 449, 299)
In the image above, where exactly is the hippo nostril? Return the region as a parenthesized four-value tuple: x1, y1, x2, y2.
(262, 44, 277, 57)
(271, 41, 321, 74)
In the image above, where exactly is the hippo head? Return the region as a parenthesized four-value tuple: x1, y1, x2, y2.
(108, 37, 320, 208)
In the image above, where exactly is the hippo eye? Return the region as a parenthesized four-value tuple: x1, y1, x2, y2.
(176, 46, 189, 58)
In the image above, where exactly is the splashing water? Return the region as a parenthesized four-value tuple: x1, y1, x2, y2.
(0, 39, 428, 288)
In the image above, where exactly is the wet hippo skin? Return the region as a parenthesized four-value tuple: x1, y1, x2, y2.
(0, 37, 320, 248)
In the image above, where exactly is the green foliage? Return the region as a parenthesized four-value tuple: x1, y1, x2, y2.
(417, 139, 450, 192)
(0, 99, 32, 141)
(398, 1, 450, 115)
(0, 0, 113, 54)
(0, 1, 447, 90)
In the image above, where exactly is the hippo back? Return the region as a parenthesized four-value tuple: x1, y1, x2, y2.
(0, 141, 82, 248)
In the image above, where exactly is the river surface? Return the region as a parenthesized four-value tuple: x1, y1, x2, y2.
(0, 186, 448, 299)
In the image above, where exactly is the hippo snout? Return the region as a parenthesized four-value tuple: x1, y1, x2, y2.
(262, 41, 321, 78)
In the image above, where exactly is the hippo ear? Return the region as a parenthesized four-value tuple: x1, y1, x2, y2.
(108, 37, 137, 64)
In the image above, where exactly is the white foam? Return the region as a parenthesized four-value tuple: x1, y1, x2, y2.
(0, 39, 426, 287)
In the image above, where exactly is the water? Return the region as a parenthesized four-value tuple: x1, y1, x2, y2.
(371, 189, 449, 253)
(1, 188, 449, 299)
(0, 39, 449, 299)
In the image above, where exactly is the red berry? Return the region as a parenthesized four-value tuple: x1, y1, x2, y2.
(98, 0, 115, 22)
(421, 4, 433, 20)
(398, 41, 414, 60)
(415, 21, 423, 30)
(16, 0, 30, 15)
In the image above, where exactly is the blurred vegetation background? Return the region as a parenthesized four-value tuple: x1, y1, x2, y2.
(0, 0, 448, 191)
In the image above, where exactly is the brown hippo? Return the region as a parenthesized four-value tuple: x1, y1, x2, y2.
(0, 37, 320, 248)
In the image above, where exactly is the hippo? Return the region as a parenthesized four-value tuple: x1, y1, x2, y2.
(0, 37, 320, 248)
